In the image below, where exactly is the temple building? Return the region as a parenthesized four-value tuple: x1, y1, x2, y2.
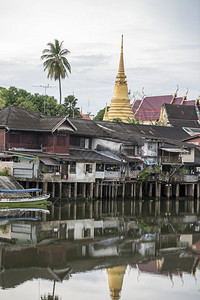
(132, 87, 200, 124)
(103, 36, 135, 122)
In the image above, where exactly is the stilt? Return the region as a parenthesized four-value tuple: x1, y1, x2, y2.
(149, 183, 153, 197)
(58, 204, 62, 220)
(166, 184, 170, 200)
(149, 201, 152, 215)
(68, 183, 71, 199)
(196, 199, 199, 214)
(89, 202, 93, 219)
(90, 182, 94, 200)
(82, 183, 86, 198)
(156, 182, 161, 199)
(67, 203, 71, 218)
(43, 182, 48, 195)
(131, 183, 133, 198)
(82, 202, 86, 218)
(139, 200, 142, 215)
(112, 183, 115, 199)
(197, 183, 200, 200)
(51, 204, 55, 220)
(133, 183, 137, 198)
(73, 203, 77, 219)
(191, 184, 195, 198)
(95, 181, 99, 198)
(175, 199, 179, 215)
(59, 183, 62, 198)
(115, 182, 118, 199)
(122, 182, 125, 200)
(100, 181, 103, 200)
(121, 200, 124, 216)
(109, 184, 111, 199)
(42, 213, 47, 221)
(26, 181, 29, 189)
(185, 184, 188, 197)
(52, 182, 55, 198)
(74, 182, 77, 200)
(176, 183, 180, 199)
(99, 201, 102, 218)
(139, 183, 143, 199)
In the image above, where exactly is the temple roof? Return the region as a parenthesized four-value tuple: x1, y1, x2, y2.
(132, 95, 196, 122)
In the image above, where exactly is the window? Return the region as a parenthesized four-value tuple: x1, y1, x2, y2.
(70, 136, 80, 146)
(96, 164, 104, 172)
(86, 164, 92, 173)
(85, 138, 89, 149)
(69, 162, 76, 174)
(80, 138, 85, 148)
(125, 148, 135, 156)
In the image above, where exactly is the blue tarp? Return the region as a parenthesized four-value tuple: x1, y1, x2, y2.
(0, 188, 42, 193)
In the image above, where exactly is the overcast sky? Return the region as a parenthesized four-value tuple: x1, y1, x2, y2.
(0, 0, 199, 115)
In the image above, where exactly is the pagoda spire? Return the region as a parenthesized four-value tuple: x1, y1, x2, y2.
(117, 35, 126, 79)
(103, 35, 134, 122)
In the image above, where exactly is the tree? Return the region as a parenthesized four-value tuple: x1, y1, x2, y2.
(41, 39, 71, 104)
(93, 106, 109, 121)
(63, 94, 80, 117)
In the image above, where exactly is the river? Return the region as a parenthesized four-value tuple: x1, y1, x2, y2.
(0, 197, 199, 300)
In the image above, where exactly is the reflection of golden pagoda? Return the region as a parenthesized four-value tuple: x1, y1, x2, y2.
(107, 266, 126, 300)
(103, 36, 134, 122)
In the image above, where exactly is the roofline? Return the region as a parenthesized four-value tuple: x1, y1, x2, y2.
(181, 134, 200, 141)
(52, 117, 77, 133)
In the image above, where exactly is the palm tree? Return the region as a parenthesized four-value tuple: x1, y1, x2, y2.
(41, 39, 71, 104)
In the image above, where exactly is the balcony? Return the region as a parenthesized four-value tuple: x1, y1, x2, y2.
(162, 156, 182, 164)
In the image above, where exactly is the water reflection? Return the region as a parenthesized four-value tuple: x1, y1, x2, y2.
(0, 198, 199, 300)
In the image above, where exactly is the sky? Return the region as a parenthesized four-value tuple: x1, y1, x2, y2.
(0, 0, 200, 115)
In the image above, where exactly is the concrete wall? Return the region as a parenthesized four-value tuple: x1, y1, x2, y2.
(181, 148, 195, 163)
(68, 162, 95, 182)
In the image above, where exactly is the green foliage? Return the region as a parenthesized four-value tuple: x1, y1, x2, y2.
(113, 118, 122, 122)
(0, 167, 11, 176)
(138, 168, 151, 182)
(63, 95, 80, 117)
(126, 117, 141, 124)
(93, 106, 109, 121)
(151, 120, 165, 126)
(0, 86, 80, 117)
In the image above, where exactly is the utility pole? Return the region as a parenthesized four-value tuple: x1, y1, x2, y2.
(33, 84, 56, 114)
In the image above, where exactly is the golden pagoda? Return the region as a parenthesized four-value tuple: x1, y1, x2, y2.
(107, 266, 126, 300)
(103, 35, 134, 122)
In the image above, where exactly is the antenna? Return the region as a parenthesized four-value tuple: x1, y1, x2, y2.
(33, 84, 56, 114)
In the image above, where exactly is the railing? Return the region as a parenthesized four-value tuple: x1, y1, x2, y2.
(41, 172, 61, 182)
(126, 170, 140, 179)
(184, 174, 198, 182)
(162, 157, 182, 164)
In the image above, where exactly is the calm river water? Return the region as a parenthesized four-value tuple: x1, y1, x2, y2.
(0, 198, 199, 300)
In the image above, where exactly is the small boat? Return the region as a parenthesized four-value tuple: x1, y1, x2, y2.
(0, 188, 50, 207)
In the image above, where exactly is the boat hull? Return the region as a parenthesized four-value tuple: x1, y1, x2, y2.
(0, 195, 50, 207)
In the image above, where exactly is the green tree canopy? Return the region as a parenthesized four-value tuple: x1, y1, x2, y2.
(93, 106, 109, 121)
(41, 39, 71, 104)
(63, 95, 80, 117)
(0, 86, 80, 118)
